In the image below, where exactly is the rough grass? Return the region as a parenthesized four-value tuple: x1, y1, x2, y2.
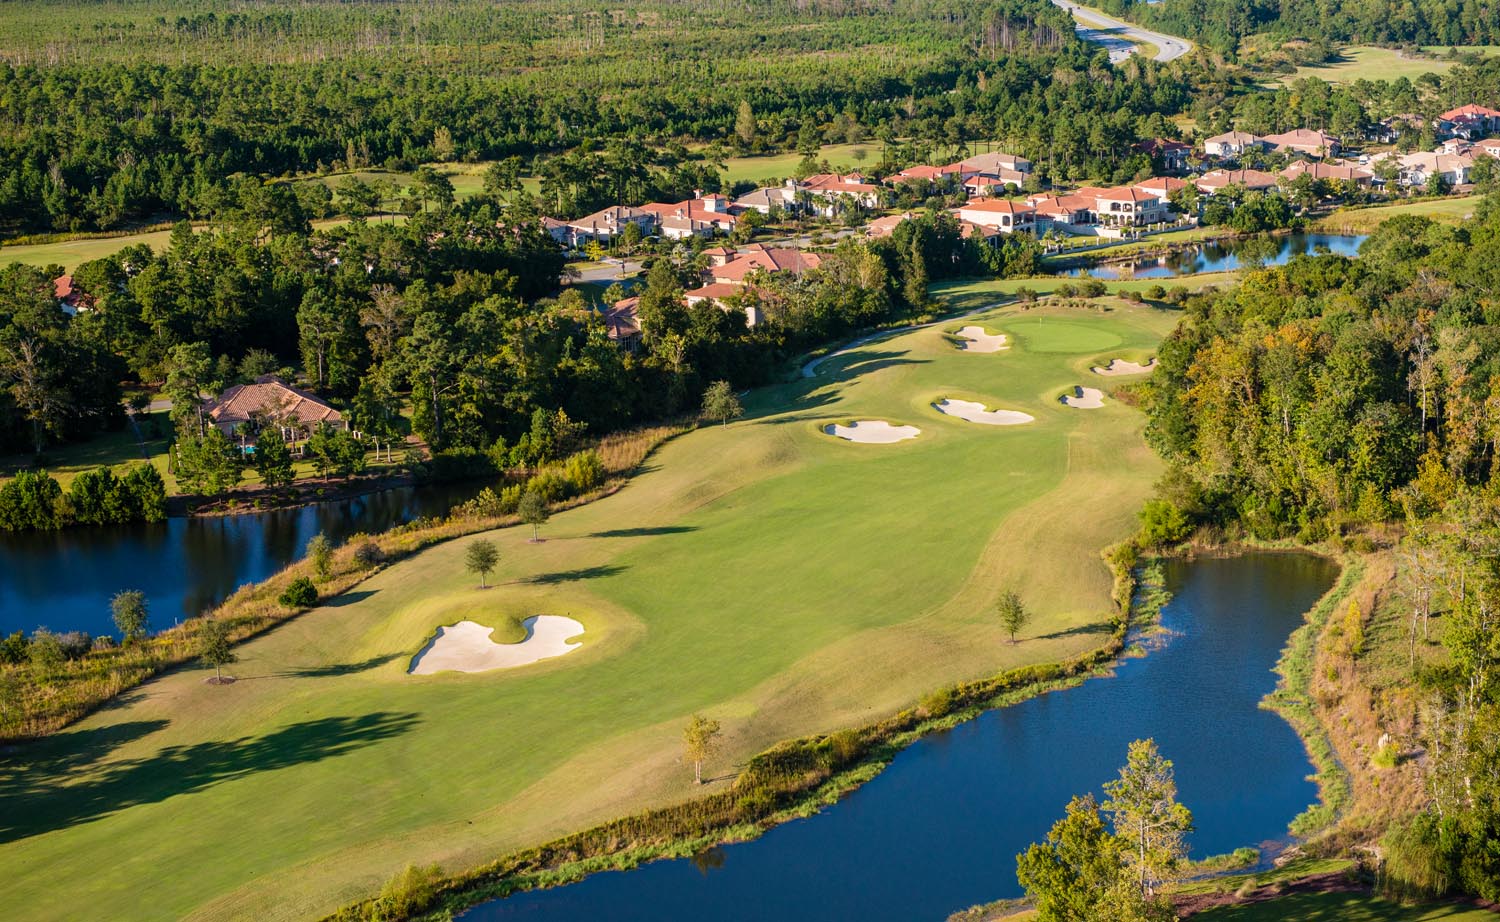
(1280, 46, 1471, 83)
(0, 300, 1178, 922)
(1312, 197, 1484, 233)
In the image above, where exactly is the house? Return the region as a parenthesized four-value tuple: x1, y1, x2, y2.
(53, 276, 93, 316)
(1136, 139, 1192, 173)
(890, 164, 962, 186)
(565, 205, 657, 247)
(1194, 169, 1281, 194)
(1279, 160, 1374, 186)
(1474, 138, 1500, 159)
(1438, 104, 1500, 140)
(701, 245, 738, 267)
(202, 375, 345, 446)
(865, 212, 918, 238)
(683, 282, 744, 309)
(963, 170, 1028, 196)
(602, 297, 642, 351)
(640, 194, 738, 239)
(958, 152, 1032, 175)
(1202, 131, 1265, 160)
(1092, 186, 1169, 226)
(540, 216, 571, 244)
(958, 221, 1005, 245)
(1396, 151, 1475, 187)
(1263, 128, 1341, 158)
(1133, 176, 1191, 200)
(1028, 192, 1096, 229)
(710, 247, 823, 285)
(953, 198, 1035, 233)
(734, 184, 800, 215)
(799, 173, 882, 214)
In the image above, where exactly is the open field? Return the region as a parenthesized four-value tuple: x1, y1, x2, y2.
(0, 295, 1178, 921)
(1313, 195, 1485, 232)
(1281, 45, 1500, 83)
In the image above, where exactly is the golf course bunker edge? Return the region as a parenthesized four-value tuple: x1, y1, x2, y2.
(933, 399, 1034, 426)
(409, 615, 585, 674)
(823, 420, 921, 443)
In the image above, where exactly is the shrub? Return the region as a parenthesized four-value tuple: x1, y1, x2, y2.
(1146, 284, 1167, 300)
(57, 631, 93, 660)
(374, 863, 443, 921)
(527, 467, 569, 503)
(279, 577, 318, 609)
(1138, 499, 1193, 547)
(352, 540, 384, 569)
(827, 728, 863, 766)
(564, 450, 605, 494)
(28, 629, 64, 671)
(1079, 279, 1108, 298)
(919, 686, 957, 718)
(0, 631, 28, 665)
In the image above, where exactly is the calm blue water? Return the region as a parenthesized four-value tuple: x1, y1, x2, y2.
(461, 552, 1338, 922)
(0, 481, 484, 638)
(1066, 232, 1368, 279)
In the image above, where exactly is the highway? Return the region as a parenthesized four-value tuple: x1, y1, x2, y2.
(1052, 0, 1193, 63)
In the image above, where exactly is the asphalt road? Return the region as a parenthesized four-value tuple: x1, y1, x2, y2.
(1052, 0, 1193, 63)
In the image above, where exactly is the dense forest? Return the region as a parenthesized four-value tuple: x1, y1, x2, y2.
(1099, 0, 1500, 55)
(0, 0, 1208, 234)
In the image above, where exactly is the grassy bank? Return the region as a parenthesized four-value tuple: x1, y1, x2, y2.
(1311, 196, 1483, 233)
(0, 296, 1176, 921)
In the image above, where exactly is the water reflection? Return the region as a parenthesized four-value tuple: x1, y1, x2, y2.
(1065, 232, 1367, 279)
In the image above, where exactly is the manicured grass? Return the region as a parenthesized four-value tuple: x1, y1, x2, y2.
(1192, 892, 1496, 921)
(717, 142, 884, 186)
(0, 297, 1178, 921)
(0, 411, 168, 489)
(0, 217, 373, 272)
(1313, 196, 1484, 232)
(931, 273, 1238, 313)
(1281, 46, 1465, 83)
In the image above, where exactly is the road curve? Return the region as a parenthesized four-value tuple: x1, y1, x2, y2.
(1052, 0, 1193, 63)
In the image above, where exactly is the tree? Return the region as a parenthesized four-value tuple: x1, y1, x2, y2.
(997, 589, 1030, 644)
(735, 100, 757, 149)
(682, 713, 722, 784)
(1102, 739, 1193, 899)
(111, 590, 149, 643)
(1016, 795, 1129, 922)
(279, 576, 318, 608)
(306, 532, 334, 580)
(466, 539, 499, 588)
(701, 380, 743, 428)
(174, 427, 243, 497)
(518, 490, 549, 542)
(200, 618, 238, 683)
(254, 426, 295, 488)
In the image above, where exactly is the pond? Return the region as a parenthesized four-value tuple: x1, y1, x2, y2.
(460, 552, 1339, 922)
(1065, 232, 1368, 279)
(0, 480, 487, 638)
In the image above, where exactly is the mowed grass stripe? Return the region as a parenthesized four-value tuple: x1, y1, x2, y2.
(0, 298, 1177, 922)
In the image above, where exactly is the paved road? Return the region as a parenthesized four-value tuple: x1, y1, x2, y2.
(1052, 0, 1193, 63)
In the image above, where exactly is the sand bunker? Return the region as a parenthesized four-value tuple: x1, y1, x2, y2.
(409, 616, 584, 675)
(824, 420, 920, 443)
(952, 325, 1009, 353)
(1060, 386, 1106, 409)
(933, 399, 1034, 426)
(1091, 358, 1157, 376)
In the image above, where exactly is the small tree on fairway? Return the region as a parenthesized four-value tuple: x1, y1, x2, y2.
(200, 619, 237, 683)
(683, 714, 722, 784)
(1103, 738, 1193, 899)
(111, 590, 149, 643)
(306, 532, 334, 580)
(997, 589, 1030, 644)
(466, 539, 499, 588)
(518, 490, 549, 542)
(701, 380, 743, 428)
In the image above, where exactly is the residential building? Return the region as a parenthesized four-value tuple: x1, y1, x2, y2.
(565, 205, 656, 247)
(602, 297, 643, 351)
(1091, 186, 1168, 226)
(1194, 169, 1281, 194)
(1438, 104, 1500, 139)
(953, 198, 1035, 233)
(1395, 151, 1475, 187)
(958, 152, 1033, 175)
(1279, 160, 1374, 186)
(734, 184, 800, 215)
(963, 170, 1028, 196)
(799, 173, 882, 215)
(1132, 176, 1191, 200)
(1202, 131, 1265, 159)
(710, 248, 823, 285)
(1136, 139, 1192, 172)
(54, 275, 93, 316)
(203, 375, 345, 445)
(1028, 192, 1096, 229)
(1263, 128, 1341, 158)
(640, 194, 738, 239)
(865, 212, 918, 238)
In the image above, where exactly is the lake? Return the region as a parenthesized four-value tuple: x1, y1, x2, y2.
(460, 552, 1339, 922)
(1066, 232, 1368, 279)
(0, 481, 486, 638)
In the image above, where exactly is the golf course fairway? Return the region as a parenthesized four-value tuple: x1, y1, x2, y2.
(0, 296, 1178, 922)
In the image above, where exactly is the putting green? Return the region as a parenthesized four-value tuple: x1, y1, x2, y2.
(0, 298, 1178, 922)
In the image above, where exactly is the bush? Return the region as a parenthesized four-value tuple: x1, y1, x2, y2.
(1079, 279, 1108, 298)
(278, 577, 318, 609)
(827, 728, 863, 766)
(919, 686, 957, 718)
(352, 540, 384, 569)
(1138, 499, 1193, 547)
(0, 631, 28, 664)
(375, 863, 443, 922)
(57, 631, 93, 660)
(564, 450, 605, 494)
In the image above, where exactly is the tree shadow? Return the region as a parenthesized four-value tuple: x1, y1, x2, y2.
(0, 719, 170, 788)
(0, 711, 419, 843)
(322, 590, 378, 608)
(1033, 622, 1114, 641)
(280, 652, 403, 678)
(522, 564, 628, 585)
(587, 526, 698, 538)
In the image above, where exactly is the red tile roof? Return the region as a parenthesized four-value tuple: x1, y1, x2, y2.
(713, 248, 823, 283)
(204, 376, 343, 431)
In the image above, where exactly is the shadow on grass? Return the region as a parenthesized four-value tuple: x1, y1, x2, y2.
(322, 589, 378, 608)
(0, 711, 419, 843)
(1033, 622, 1114, 642)
(281, 652, 403, 678)
(523, 564, 628, 585)
(587, 526, 698, 538)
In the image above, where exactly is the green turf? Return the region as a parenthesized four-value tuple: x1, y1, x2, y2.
(1313, 196, 1485, 232)
(0, 296, 1178, 921)
(1192, 891, 1497, 921)
(1281, 46, 1464, 83)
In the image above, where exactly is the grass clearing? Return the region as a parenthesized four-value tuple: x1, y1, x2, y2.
(0, 296, 1178, 921)
(1313, 196, 1485, 232)
(1280, 46, 1464, 83)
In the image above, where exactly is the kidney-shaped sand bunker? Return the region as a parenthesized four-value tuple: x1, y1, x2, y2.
(409, 615, 585, 674)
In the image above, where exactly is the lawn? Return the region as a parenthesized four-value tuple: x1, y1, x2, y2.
(1313, 196, 1485, 232)
(0, 411, 169, 490)
(1281, 47, 1462, 83)
(1192, 892, 1497, 921)
(0, 296, 1179, 921)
